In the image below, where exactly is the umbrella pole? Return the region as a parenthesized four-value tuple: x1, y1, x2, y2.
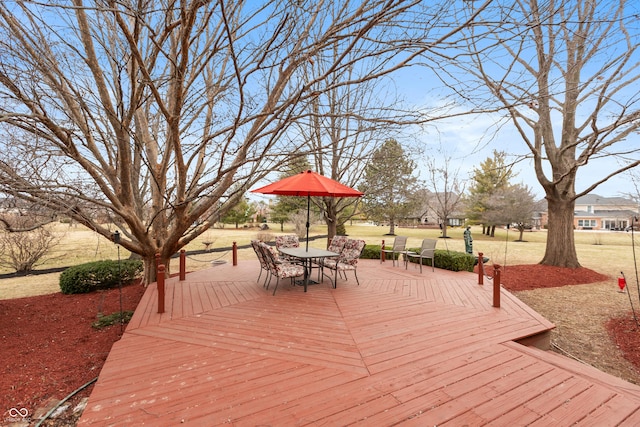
(306, 195, 310, 251)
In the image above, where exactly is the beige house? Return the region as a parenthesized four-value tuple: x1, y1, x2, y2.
(572, 194, 638, 230)
(409, 189, 467, 228)
(414, 192, 638, 231)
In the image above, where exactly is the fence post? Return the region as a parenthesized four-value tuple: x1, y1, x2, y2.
(493, 264, 501, 308)
(232, 241, 238, 266)
(478, 252, 484, 285)
(380, 240, 386, 263)
(157, 264, 165, 314)
(179, 249, 186, 281)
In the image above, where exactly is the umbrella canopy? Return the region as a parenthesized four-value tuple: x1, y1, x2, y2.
(252, 170, 363, 198)
(252, 170, 363, 250)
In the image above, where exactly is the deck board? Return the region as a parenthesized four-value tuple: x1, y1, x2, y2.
(79, 259, 640, 425)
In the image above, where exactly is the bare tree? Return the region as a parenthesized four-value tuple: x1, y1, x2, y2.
(484, 184, 538, 242)
(432, 0, 640, 267)
(0, 1, 477, 282)
(424, 156, 465, 238)
(301, 46, 421, 242)
(0, 215, 62, 273)
(289, 1, 491, 244)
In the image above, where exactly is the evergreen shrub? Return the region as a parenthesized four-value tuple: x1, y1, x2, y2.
(363, 245, 475, 272)
(59, 259, 143, 294)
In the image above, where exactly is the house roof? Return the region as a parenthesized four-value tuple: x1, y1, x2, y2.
(535, 194, 637, 214)
(573, 211, 600, 218)
(576, 194, 636, 206)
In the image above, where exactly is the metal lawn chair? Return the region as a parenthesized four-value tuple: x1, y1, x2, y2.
(405, 238, 437, 272)
(259, 242, 304, 295)
(251, 240, 271, 286)
(322, 238, 366, 288)
(319, 235, 349, 280)
(275, 234, 301, 262)
(380, 235, 408, 266)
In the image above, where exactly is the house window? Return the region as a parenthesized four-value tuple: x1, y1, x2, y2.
(577, 219, 596, 227)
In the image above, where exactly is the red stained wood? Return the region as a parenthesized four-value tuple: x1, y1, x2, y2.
(79, 259, 640, 426)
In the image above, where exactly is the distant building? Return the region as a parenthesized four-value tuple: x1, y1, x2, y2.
(572, 194, 638, 230)
(413, 192, 639, 231)
(409, 189, 467, 228)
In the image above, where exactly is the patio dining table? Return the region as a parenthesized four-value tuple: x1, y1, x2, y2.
(278, 247, 339, 292)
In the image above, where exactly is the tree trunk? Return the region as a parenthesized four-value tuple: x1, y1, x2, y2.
(324, 200, 338, 247)
(142, 253, 172, 285)
(143, 254, 157, 284)
(326, 220, 337, 249)
(540, 197, 580, 267)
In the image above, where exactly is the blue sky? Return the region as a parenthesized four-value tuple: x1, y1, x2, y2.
(385, 1, 640, 202)
(394, 74, 638, 201)
(410, 106, 634, 200)
(423, 120, 632, 200)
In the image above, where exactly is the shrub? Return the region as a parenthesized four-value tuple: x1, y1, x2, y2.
(361, 244, 382, 260)
(363, 245, 475, 272)
(92, 311, 134, 329)
(59, 259, 143, 294)
(430, 249, 475, 272)
(0, 218, 61, 274)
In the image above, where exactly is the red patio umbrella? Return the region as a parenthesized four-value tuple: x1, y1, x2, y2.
(251, 170, 363, 250)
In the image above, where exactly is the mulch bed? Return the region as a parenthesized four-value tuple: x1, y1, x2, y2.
(0, 282, 145, 425)
(606, 308, 640, 375)
(478, 263, 640, 380)
(476, 263, 610, 291)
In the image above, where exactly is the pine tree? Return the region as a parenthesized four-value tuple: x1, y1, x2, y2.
(465, 150, 515, 236)
(359, 139, 419, 235)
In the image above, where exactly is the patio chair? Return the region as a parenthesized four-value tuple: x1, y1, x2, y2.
(322, 238, 366, 289)
(251, 240, 272, 287)
(327, 235, 349, 253)
(380, 235, 408, 266)
(259, 242, 305, 295)
(405, 238, 437, 273)
(275, 234, 300, 262)
(318, 235, 349, 280)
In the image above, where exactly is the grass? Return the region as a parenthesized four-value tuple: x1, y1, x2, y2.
(2, 222, 639, 299)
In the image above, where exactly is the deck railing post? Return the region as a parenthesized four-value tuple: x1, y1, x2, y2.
(157, 264, 165, 314)
(493, 264, 501, 308)
(381, 240, 385, 263)
(179, 249, 186, 281)
(478, 252, 484, 285)
(232, 241, 238, 266)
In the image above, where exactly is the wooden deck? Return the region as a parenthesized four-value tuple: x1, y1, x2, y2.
(78, 259, 640, 426)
